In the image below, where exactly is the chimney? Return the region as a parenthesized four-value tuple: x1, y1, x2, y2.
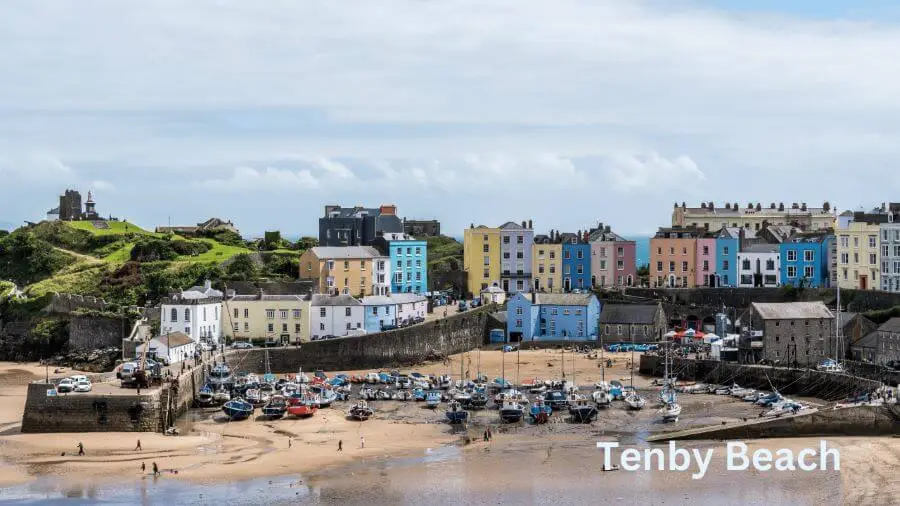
(801, 203, 807, 211)
(792, 203, 799, 209)
(709, 201, 715, 210)
(521, 220, 527, 228)
(701, 202, 707, 209)
(725, 203, 731, 210)
(770, 203, 776, 209)
(747, 203, 753, 210)
(738, 228, 746, 251)
(379, 205, 397, 215)
(528, 219, 533, 229)
(531, 291, 536, 304)
(779, 202, 785, 211)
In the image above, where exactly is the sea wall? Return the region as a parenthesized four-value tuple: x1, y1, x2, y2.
(223, 306, 493, 373)
(623, 287, 900, 313)
(639, 355, 884, 401)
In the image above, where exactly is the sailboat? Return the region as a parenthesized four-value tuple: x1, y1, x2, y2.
(657, 331, 680, 421)
(499, 399, 525, 423)
(623, 323, 646, 410)
(445, 400, 469, 424)
(529, 398, 552, 423)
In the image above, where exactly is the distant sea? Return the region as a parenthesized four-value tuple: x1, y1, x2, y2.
(624, 235, 650, 268)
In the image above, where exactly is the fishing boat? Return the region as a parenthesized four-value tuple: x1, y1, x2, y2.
(659, 401, 682, 422)
(412, 388, 426, 401)
(499, 400, 525, 423)
(295, 368, 311, 384)
(494, 389, 528, 405)
(608, 380, 624, 401)
(592, 388, 612, 408)
(287, 397, 318, 418)
(222, 397, 254, 420)
(425, 390, 442, 408)
(212, 387, 231, 405)
(394, 389, 414, 401)
(445, 400, 469, 424)
(196, 385, 214, 406)
(310, 385, 338, 407)
(756, 391, 783, 407)
(730, 386, 754, 398)
(348, 400, 374, 421)
(743, 391, 763, 402)
(359, 386, 378, 401)
(624, 391, 646, 410)
(245, 388, 265, 407)
(714, 385, 733, 396)
(529, 398, 552, 423)
(463, 391, 489, 409)
(816, 359, 845, 374)
(208, 363, 234, 389)
(452, 389, 472, 403)
(569, 398, 598, 423)
(262, 395, 288, 419)
(764, 400, 808, 418)
(543, 390, 569, 410)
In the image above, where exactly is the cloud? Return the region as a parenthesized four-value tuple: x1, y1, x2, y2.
(0, 153, 73, 182)
(90, 180, 115, 191)
(207, 166, 320, 191)
(602, 153, 706, 193)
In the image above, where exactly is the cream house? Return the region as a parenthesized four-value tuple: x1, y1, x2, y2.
(223, 292, 310, 344)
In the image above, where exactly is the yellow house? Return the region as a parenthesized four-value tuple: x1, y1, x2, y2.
(463, 225, 501, 296)
(298, 246, 389, 296)
(223, 293, 310, 344)
(836, 220, 881, 290)
(532, 241, 562, 292)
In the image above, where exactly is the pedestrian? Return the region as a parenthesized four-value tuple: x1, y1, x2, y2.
(360, 436, 365, 449)
(488, 427, 492, 441)
(152, 462, 159, 477)
(337, 440, 343, 452)
(483, 430, 488, 442)
(135, 439, 142, 451)
(137, 385, 141, 396)
(141, 462, 145, 473)
(288, 438, 292, 449)
(77, 442, 84, 456)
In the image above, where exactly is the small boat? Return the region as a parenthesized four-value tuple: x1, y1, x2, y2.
(491, 377, 511, 391)
(764, 401, 808, 418)
(395, 375, 412, 389)
(608, 381, 624, 400)
(348, 400, 374, 421)
(495, 389, 528, 405)
(212, 387, 231, 405)
(756, 392, 783, 407)
(445, 400, 469, 424)
(743, 391, 763, 402)
(425, 390, 442, 408)
(394, 389, 414, 401)
(310, 385, 338, 407)
(222, 398, 254, 420)
(262, 395, 288, 419)
(528, 384, 548, 395)
(816, 359, 845, 374)
(287, 397, 318, 418)
(730, 386, 753, 398)
(197, 385, 214, 406)
(499, 400, 525, 423)
(412, 388, 427, 401)
(569, 398, 598, 423)
(659, 401, 681, 422)
(592, 389, 611, 408)
(374, 388, 393, 401)
(437, 375, 454, 389)
(543, 390, 569, 410)
(208, 364, 234, 389)
(452, 389, 472, 402)
(359, 386, 378, 401)
(624, 392, 646, 410)
(714, 385, 733, 396)
(529, 399, 552, 424)
(245, 388, 265, 407)
(463, 391, 489, 409)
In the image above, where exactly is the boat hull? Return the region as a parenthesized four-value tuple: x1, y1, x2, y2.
(287, 405, 318, 417)
(569, 406, 598, 423)
(500, 409, 524, 423)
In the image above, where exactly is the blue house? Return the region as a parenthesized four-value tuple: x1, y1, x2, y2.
(561, 233, 591, 292)
(361, 296, 397, 333)
(374, 234, 428, 294)
(780, 235, 832, 288)
(715, 235, 738, 288)
(507, 292, 601, 342)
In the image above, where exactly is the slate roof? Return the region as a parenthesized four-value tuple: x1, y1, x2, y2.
(600, 304, 661, 324)
(751, 302, 833, 320)
(311, 294, 361, 306)
(852, 331, 879, 349)
(311, 246, 383, 259)
(149, 331, 193, 348)
(361, 295, 394, 306)
(740, 243, 780, 254)
(876, 317, 900, 333)
(533, 293, 596, 306)
(228, 294, 306, 302)
(499, 221, 526, 230)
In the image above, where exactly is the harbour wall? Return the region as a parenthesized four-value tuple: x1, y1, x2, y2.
(20, 366, 204, 433)
(639, 355, 883, 401)
(223, 306, 493, 373)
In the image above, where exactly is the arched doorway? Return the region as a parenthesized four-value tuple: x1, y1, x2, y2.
(685, 315, 700, 330)
(701, 315, 716, 333)
(626, 275, 633, 286)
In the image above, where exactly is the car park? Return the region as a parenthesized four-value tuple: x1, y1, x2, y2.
(56, 378, 75, 393)
(74, 380, 92, 392)
(232, 342, 254, 349)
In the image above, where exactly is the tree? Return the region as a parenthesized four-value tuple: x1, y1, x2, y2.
(262, 231, 283, 251)
(226, 254, 258, 280)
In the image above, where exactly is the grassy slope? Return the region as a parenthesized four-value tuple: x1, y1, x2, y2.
(0, 280, 13, 298)
(63, 220, 157, 236)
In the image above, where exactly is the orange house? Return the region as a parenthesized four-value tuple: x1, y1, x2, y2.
(649, 228, 702, 288)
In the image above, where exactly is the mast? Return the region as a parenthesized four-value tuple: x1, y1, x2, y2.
(516, 347, 520, 387)
(561, 345, 565, 380)
(630, 323, 635, 390)
(600, 322, 606, 382)
(835, 282, 842, 363)
(501, 347, 506, 387)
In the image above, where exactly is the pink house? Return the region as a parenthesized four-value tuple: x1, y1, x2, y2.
(588, 222, 637, 287)
(695, 237, 717, 287)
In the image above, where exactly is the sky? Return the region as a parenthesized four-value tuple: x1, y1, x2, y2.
(2, 1, 900, 238)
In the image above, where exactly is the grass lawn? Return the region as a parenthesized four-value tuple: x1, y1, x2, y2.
(64, 220, 157, 236)
(27, 265, 108, 297)
(173, 239, 250, 264)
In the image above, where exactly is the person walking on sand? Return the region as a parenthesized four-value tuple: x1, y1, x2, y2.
(483, 430, 488, 442)
(360, 436, 365, 449)
(338, 440, 343, 452)
(141, 462, 145, 473)
(77, 442, 84, 456)
(288, 438, 292, 449)
(152, 462, 159, 477)
(135, 439, 142, 451)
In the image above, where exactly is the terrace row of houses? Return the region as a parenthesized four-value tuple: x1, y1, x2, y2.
(463, 221, 636, 297)
(158, 281, 428, 344)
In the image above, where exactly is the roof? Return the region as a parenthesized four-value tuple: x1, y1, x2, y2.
(228, 294, 306, 302)
(47, 206, 60, 214)
(532, 293, 596, 306)
(876, 317, 900, 333)
(481, 285, 505, 294)
(600, 304, 661, 324)
(150, 332, 193, 348)
(717, 227, 757, 240)
(852, 331, 879, 349)
(311, 294, 361, 307)
(499, 221, 526, 230)
(361, 295, 394, 306)
(225, 281, 313, 296)
(751, 302, 833, 320)
(740, 244, 780, 254)
(310, 246, 382, 259)
(389, 293, 427, 304)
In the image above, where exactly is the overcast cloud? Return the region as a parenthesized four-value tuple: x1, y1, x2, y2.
(1, 1, 898, 236)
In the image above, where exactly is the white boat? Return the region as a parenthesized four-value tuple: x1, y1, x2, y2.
(494, 389, 528, 405)
(359, 386, 378, 400)
(566, 392, 587, 408)
(212, 388, 231, 404)
(365, 372, 380, 384)
(624, 392, 646, 410)
(714, 385, 732, 395)
(295, 369, 310, 384)
(659, 402, 681, 422)
(764, 401, 808, 418)
(743, 391, 763, 402)
(592, 389, 611, 408)
(730, 386, 753, 398)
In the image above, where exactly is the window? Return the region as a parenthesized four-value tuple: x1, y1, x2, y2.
(742, 259, 751, 270)
(184, 309, 191, 322)
(266, 309, 275, 319)
(372, 307, 378, 315)
(293, 309, 301, 319)
(804, 250, 814, 262)
(576, 265, 583, 274)
(804, 266, 814, 278)
(549, 265, 556, 274)
(515, 319, 523, 328)
(617, 260, 624, 270)
(766, 259, 775, 271)
(840, 236, 848, 248)
(233, 308, 238, 318)
(564, 250, 571, 259)
(320, 307, 326, 317)
(244, 322, 249, 331)
(682, 261, 688, 272)
(282, 323, 288, 332)
(884, 245, 890, 257)
(657, 247, 662, 255)
(576, 250, 584, 259)
(416, 272, 421, 281)
(267, 323, 274, 332)
(549, 251, 556, 259)
(503, 236, 510, 244)
(233, 323, 239, 331)
(854, 237, 859, 247)
(415, 247, 421, 255)
(538, 249, 545, 259)
(406, 247, 412, 254)
(295, 324, 301, 333)
(346, 322, 352, 330)
(870, 253, 877, 265)
(517, 235, 524, 244)
(483, 256, 490, 265)
(345, 307, 352, 317)
(550, 308, 558, 315)
(786, 250, 797, 262)
(170, 308, 177, 321)
(516, 251, 524, 259)
(840, 253, 849, 264)
(516, 306, 523, 315)
(869, 236, 877, 248)
(280, 310, 288, 319)
(483, 268, 490, 278)
(682, 247, 687, 255)
(361, 277, 366, 286)
(669, 261, 675, 272)
(702, 260, 709, 272)
(702, 246, 709, 255)
(539, 264, 545, 274)
(723, 246, 729, 255)
(203, 307, 207, 320)
(723, 260, 729, 270)
(564, 265, 571, 275)
(503, 252, 510, 259)
(657, 261, 663, 272)
(563, 309, 570, 315)
(787, 266, 797, 278)
(575, 309, 582, 315)
(670, 247, 675, 255)
(319, 323, 325, 331)
(483, 244, 489, 253)
(617, 247, 623, 256)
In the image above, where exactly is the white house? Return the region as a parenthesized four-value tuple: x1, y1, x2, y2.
(480, 285, 507, 304)
(137, 332, 197, 364)
(391, 293, 428, 324)
(310, 294, 365, 339)
(160, 280, 223, 343)
(737, 245, 781, 288)
(372, 256, 392, 296)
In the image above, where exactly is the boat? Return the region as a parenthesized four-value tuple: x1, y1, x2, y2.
(592, 388, 611, 408)
(543, 390, 569, 410)
(287, 395, 318, 417)
(425, 390, 442, 408)
(659, 401, 682, 422)
(222, 397, 254, 420)
(764, 400, 808, 417)
(245, 388, 265, 406)
(295, 369, 311, 384)
(756, 392, 784, 407)
(743, 391, 763, 402)
(495, 389, 528, 405)
(499, 400, 525, 423)
(529, 398, 552, 423)
(816, 359, 845, 374)
(310, 385, 338, 407)
(262, 395, 288, 419)
(412, 388, 426, 401)
(452, 389, 472, 403)
(730, 386, 754, 398)
(608, 381, 624, 401)
(569, 398, 598, 423)
(463, 391, 489, 409)
(394, 389, 414, 401)
(212, 387, 231, 404)
(445, 400, 469, 424)
(359, 386, 378, 401)
(624, 391, 646, 410)
(208, 363, 234, 389)
(197, 385, 214, 406)
(348, 400, 374, 421)
(714, 385, 733, 396)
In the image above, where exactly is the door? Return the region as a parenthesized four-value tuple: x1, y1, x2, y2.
(860, 275, 868, 290)
(564, 278, 571, 291)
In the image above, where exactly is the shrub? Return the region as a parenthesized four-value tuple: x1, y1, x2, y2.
(130, 238, 178, 262)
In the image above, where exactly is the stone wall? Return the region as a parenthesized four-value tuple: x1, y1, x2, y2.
(68, 315, 131, 352)
(47, 293, 108, 314)
(639, 355, 885, 401)
(223, 306, 492, 373)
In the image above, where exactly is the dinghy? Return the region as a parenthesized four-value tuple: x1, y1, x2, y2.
(348, 400, 374, 421)
(222, 397, 254, 420)
(445, 400, 469, 424)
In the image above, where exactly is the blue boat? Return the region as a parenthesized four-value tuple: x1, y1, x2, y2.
(413, 388, 427, 401)
(222, 398, 254, 420)
(608, 381, 624, 400)
(208, 364, 234, 389)
(425, 390, 442, 408)
(197, 385, 214, 405)
(542, 390, 568, 410)
(445, 401, 469, 423)
(529, 399, 552, 423)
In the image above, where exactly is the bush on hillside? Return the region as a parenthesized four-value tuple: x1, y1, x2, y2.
(197, 229, 245, 247)
(130, 238, 178, 262)
(226, 253, 258, 280)
(171, 239, 211, 256)
(0, 231, 73, 284)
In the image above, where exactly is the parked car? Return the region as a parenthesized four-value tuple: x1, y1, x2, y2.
(264, 338, 278, 347)
(56, 378, 75, 393)
(199, 341, 212, 352)
(232, 342, 254, 349)
(118, 362, 138, 381)
(70, 375, 89, 384)
(74, 380, 93, 392)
